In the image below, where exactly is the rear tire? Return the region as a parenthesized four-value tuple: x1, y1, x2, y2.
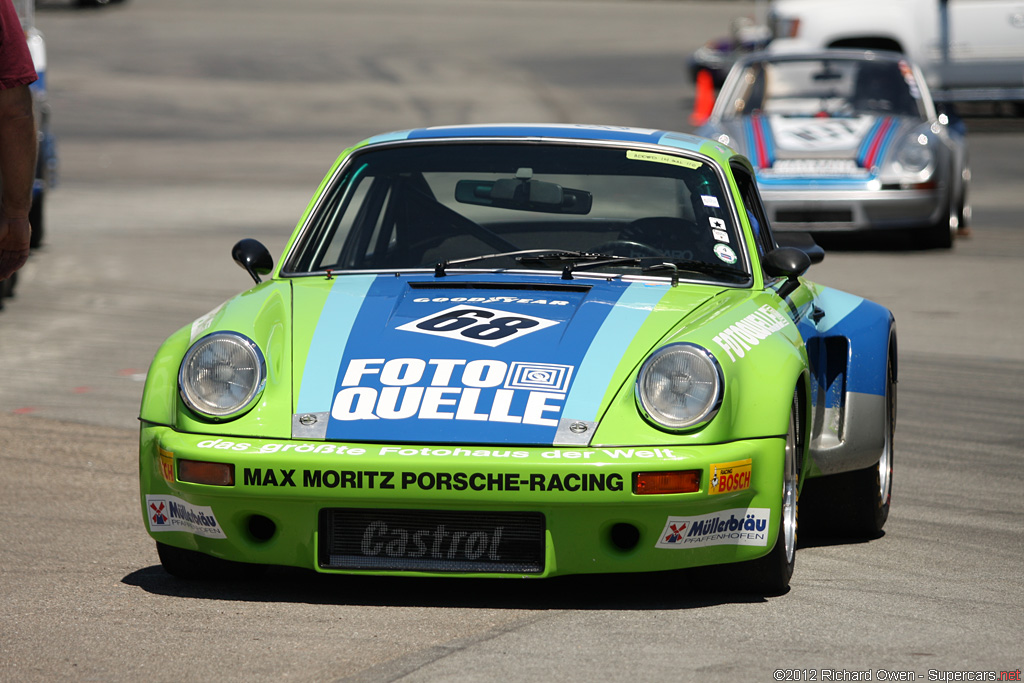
(954, 165, 971, 234)
(156, 542, 266, 580)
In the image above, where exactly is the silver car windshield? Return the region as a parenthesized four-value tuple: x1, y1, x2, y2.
(721, 57, 926, 120)
(284, 142, 750, 284)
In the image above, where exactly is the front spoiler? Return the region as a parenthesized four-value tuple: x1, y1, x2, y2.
(761, 186, 945, 232)
(139, 424, 787, 578)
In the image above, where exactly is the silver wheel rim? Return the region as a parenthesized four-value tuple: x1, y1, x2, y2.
(878, 363, 895, 505)
(782, 408, 798, 564)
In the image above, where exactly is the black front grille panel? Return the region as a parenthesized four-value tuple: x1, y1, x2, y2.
(775, 209, 854, 223)
(319, 508, 546, 574)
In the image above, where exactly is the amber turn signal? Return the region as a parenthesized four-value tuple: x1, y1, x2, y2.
(633, 470, 701, 495)
(178, 459, 235, 486)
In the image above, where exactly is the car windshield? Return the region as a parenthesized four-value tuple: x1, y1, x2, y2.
(284, 142, 750, 284)
(720, 57, 926, 120)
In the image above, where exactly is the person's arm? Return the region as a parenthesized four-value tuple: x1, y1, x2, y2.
(0, 83, 35, 280)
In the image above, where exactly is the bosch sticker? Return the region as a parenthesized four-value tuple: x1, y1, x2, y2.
(157, 446, 175, 483)
(709, 459, 752, 495)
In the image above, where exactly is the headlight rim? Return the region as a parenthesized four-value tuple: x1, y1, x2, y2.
(178, 331, 267, 421)
(892, 133, 935, 181)
(634, 342, 724, 432)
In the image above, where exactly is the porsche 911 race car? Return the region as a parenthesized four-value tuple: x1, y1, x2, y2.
(696, 49, 970, 248)
(139, 124, 896, 593)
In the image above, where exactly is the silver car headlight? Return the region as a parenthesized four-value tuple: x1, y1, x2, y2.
(179, 332, 267, 419)
(893, 133, 934, 181)
(635, 343, 723, 431)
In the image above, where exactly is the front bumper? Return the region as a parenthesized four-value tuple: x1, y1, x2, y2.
(140, 424, 785, 578)
(760, 185, 945, 232)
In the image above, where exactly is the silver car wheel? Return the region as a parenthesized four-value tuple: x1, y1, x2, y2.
(782, 404, 799, 565)
(877, 352, 896, 508)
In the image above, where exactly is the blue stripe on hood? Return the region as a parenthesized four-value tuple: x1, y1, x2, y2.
(299, 274, 667, 445)
(561, 283, 670, 422)
(296, 275, 377, 415)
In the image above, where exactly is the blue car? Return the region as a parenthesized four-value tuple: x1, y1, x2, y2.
(19, 0, 59, 250)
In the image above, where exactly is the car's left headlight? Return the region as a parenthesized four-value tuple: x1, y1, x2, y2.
(179, 332, 267, 419)
(893, 133, 934, 182)
(635, 343, 723, 431)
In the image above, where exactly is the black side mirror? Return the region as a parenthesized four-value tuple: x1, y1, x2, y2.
(232, 239, 274, 285)
(773, 232, 825, 264)
(764, 246, 811, 299)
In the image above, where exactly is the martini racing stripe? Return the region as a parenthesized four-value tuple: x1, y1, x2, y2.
(745, 115, 774, 169)
(856, 116, 897, 170)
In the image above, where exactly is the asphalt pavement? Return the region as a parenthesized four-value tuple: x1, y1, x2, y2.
(1, 1, 1022, 681)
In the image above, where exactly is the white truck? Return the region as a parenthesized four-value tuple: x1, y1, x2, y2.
(766, 0, 1024, 107)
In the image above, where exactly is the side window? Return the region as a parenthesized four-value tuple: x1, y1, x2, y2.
(730, 162, 775, 259)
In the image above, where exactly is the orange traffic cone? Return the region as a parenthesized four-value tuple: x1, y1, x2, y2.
(689, 69, 715, 127)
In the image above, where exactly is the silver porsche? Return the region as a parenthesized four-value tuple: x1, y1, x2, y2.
(697, 49, 970, 248)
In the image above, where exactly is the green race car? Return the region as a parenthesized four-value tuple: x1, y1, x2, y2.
(139, 124, 896, 593)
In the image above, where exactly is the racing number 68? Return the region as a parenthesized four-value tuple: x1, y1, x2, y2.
(415, 308, 539, 342)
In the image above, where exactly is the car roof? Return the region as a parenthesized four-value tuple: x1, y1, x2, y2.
(741, 47, 911, 67)
(352, 124, 739, 164)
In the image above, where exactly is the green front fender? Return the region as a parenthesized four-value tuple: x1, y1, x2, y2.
(139, 281, 293, 437)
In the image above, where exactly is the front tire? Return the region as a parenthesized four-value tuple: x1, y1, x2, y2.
(708, 393, 801, 595)
(924, 213, 953, 249)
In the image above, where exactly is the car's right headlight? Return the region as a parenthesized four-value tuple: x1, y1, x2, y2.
(179, 332, 266, 420)
(893, 133, 935, 183)
(635, 343, 723, 431)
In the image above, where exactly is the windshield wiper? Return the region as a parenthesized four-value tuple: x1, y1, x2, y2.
(642, 259, 746, 286)
(516, 251, 642, 280)
(434, 249, 572, 277)
(435, 249, 639, 277)
(436, 250, 740, 284)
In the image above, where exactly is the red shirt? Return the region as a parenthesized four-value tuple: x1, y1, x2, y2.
(0, 0, 37, 90)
